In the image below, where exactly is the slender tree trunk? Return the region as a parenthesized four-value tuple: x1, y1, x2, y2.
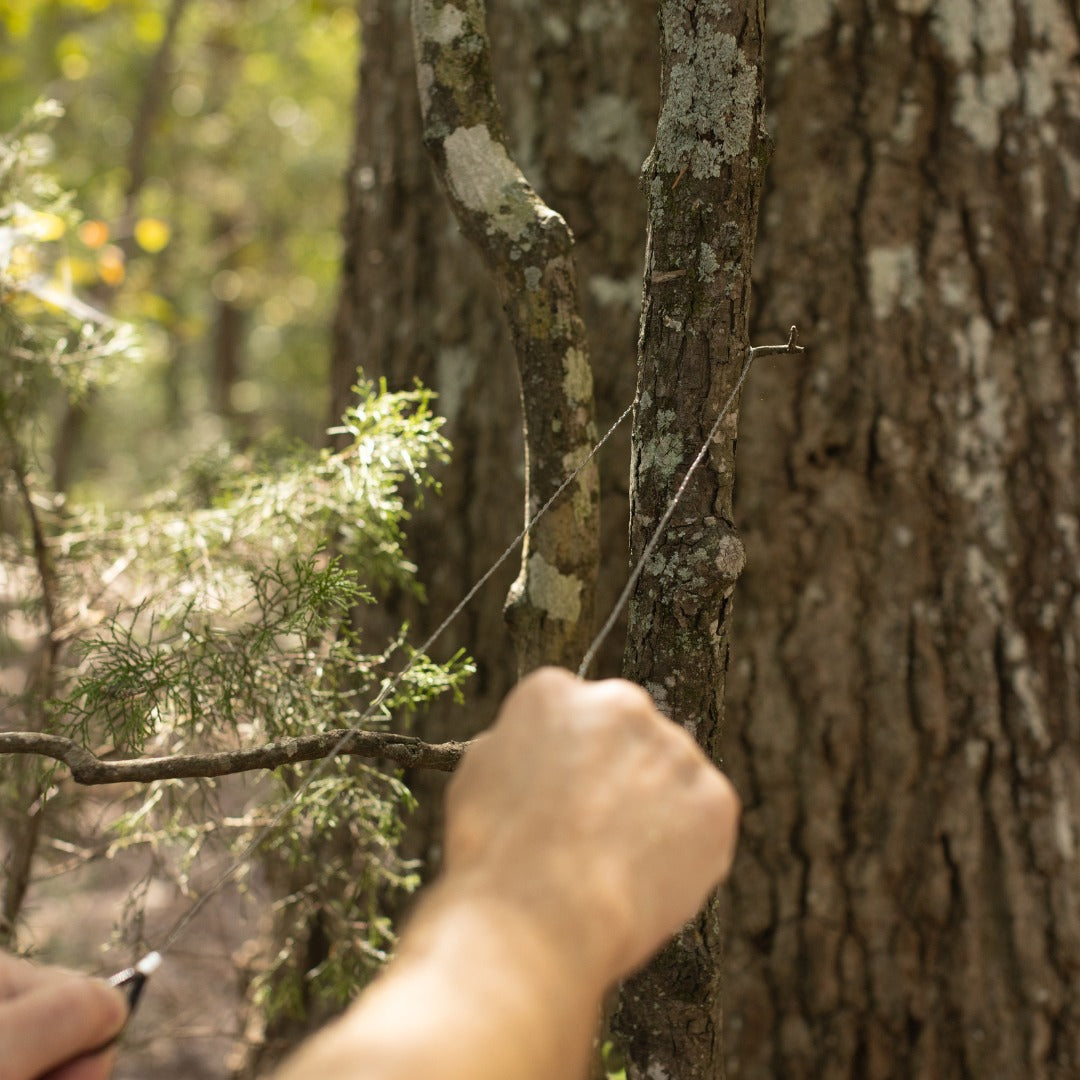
(726, 2, 1080, 1076)
(411, 0, 601, 674)
(613, 3, 767, 1078)
(0, 424, 61, 945)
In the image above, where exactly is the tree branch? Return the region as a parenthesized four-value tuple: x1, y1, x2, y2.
(0, 728, 468, 785)
(410, 0, 600, 674)
(751, 324, 806, 359)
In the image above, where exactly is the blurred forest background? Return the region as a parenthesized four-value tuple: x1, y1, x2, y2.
(1, 0, 355, 481)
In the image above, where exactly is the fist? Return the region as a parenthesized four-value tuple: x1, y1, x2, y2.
(443, 667, 740, 982)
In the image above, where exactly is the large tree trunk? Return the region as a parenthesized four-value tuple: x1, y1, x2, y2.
(726, 2, 1080, 1077)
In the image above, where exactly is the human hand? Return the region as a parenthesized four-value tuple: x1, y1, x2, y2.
(0, 952, 127, 1080)
(443, 666, 741, 985)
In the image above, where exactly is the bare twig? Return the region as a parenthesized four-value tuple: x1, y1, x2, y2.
(0, 728, 468, 785)
(751, 324, 806, 359)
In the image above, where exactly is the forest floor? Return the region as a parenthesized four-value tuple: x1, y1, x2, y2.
(24, 787, 262, 1078)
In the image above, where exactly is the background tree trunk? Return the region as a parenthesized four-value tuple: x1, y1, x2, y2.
(726, 2, 1080, 1077)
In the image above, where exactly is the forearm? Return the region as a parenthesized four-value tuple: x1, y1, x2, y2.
(274, 878, 606, 1080)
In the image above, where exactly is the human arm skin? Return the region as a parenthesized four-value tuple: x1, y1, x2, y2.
(0, 952, 127, 1080)
(276, 666, 741, 1080)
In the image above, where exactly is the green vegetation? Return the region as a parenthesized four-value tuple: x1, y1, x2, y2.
(1, 95, 471, 1022)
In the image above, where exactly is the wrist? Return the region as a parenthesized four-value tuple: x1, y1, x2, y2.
(411, 869, 622, 997)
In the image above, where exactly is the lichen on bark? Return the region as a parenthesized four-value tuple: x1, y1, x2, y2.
(726, 1, 1080, 1076)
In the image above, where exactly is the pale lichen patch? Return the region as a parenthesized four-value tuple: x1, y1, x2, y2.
(937, 253, 974, 308)
(1022, 51, 1057, 117)
(526, 552, 582, 622)
(656, 3, 758, 177)
(435, 344, 479, 422)
(443, 125, 532, 241)
(416, 62, 435, 114)
(867, 244, 922, 320)
(975, 0, 1016, 54)
(640, 429, 684, 482)
(1050, 757, 1077, 860)
(950, 316, 1010, 552)
(588, 274, 642, 311)
(578, 0, 629, 33)
(769, 0, 834, 46)
(713, 531, 746, 579)
(562, 346, 593, 404)
(892, 99, 922, 144)
(1021, 0, 1068, 42)
(1002, 626, 1051, 747)
(698, 242, 719, 282)
(965, 544, 1007, 612)
(931, 0, 976, 65)
(541, 13, 571, 46)
(644, 680, 671, 717)
(1021, 163, 1047, 227)
(952, 68, 1020, 151)
(425, 2, 466, 44)
(932, 0, 1014, 66)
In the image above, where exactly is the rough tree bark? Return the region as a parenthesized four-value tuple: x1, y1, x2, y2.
(613, 2, 767, 1078)
(726, 2, 1080, 1077)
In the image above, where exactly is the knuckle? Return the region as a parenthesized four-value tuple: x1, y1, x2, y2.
(589, 678, 658, 730)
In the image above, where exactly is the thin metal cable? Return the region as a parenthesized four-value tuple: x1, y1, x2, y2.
(578, 348, 756, 677)
(155, 398, 635, 955)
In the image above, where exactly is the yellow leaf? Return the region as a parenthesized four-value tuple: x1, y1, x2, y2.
(0, 0, 32, 39)
(134, 217, 171, 253)
(135, 291, 174, 323)
(55, 254, 98, 286)
(243, 53, 278, 84)
(61, 52, 90, 80)
(97, 245, 125, 286)
(134, 9, 165, 45)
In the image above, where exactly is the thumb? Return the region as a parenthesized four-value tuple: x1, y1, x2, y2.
(0, 977, 127, 1080)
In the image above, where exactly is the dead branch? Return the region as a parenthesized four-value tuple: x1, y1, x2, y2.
(0, 728, 468, 785)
